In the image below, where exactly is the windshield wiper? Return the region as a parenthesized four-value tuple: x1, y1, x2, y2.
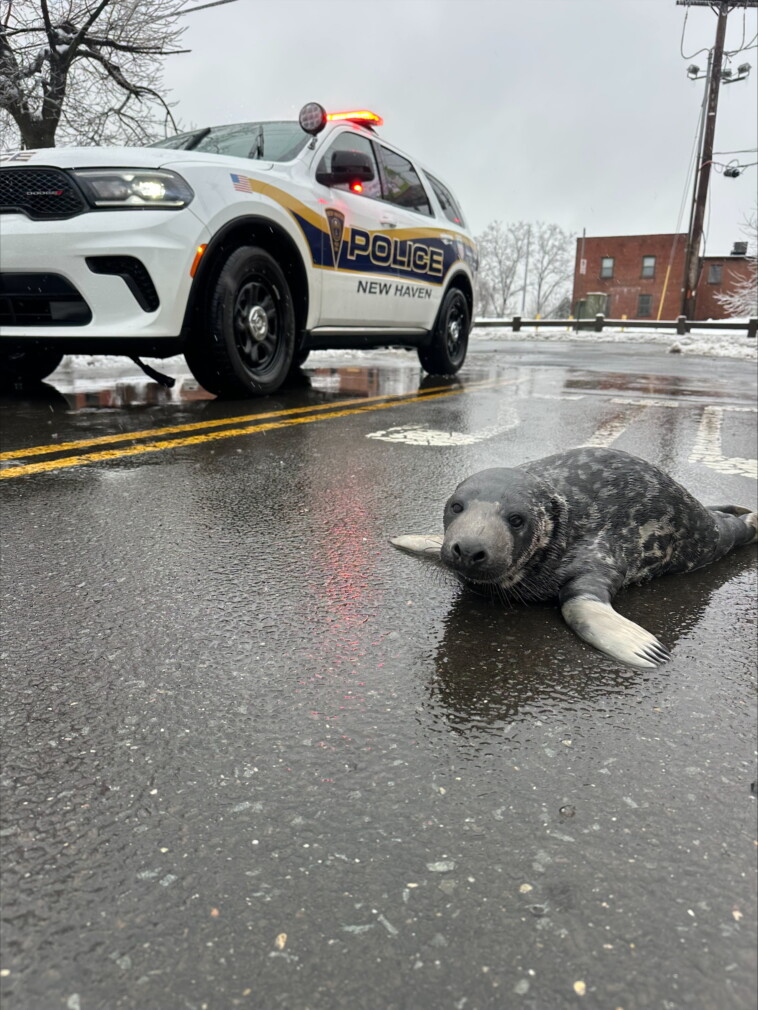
(185, 127, 211, 150)
(248, 126, 264, 159)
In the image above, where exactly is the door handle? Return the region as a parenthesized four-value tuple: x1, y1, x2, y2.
(380, 216, 398, 228)
(441, 234, 454, 245)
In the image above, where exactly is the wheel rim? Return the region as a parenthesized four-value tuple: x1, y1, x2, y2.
(232, 276, 285, 378)
(445, 296, 467, 364)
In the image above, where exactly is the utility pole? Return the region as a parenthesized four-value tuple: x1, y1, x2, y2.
(677, 0, 758, 318)
(521, 225, 531, 315)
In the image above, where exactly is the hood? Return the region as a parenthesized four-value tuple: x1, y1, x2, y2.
(0, 146, 275, 173)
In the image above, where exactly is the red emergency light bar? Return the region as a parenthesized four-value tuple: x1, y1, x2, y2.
(326, 110, 384, 128)
(298, 102, 384, 136)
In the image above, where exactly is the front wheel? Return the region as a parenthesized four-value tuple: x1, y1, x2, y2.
(0, 346, 64, 385)
(185, 246, 296, 397)
(417, 287, 470, 376)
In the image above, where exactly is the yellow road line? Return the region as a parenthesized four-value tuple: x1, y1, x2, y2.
(0, 377, 501, 462)
(0, 379, 517, 479)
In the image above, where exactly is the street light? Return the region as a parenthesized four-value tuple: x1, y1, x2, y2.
(687, 64, 705, 78)
(722, 62, 751, 83)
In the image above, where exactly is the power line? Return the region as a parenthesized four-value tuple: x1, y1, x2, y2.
(676, 0, 757, 317)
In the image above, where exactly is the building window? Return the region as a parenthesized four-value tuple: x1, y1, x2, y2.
(637, 294, 652, 317)
(641, 255, 656, 278)
(708, 263, 723, 284)
(600, 257, 614, 279)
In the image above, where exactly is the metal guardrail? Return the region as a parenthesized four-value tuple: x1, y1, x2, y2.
(473, 314, 757, 338)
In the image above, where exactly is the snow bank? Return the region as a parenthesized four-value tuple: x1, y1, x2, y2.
(57, 320, 756, 382)
(471, 322, 757, 360)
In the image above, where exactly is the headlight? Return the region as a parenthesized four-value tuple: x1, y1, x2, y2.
(73, 169, 194, 209)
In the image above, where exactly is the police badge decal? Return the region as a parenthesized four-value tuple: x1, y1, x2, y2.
(325, 209, 346, 267)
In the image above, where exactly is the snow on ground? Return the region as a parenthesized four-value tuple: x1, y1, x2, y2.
(58, 320, 756, 385)
(471, 322, 757, 360)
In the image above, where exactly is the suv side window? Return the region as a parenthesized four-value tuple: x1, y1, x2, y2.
(425, 172, 465, 227)
(315, 132, 382, 198)
(375, 144, 432, 217)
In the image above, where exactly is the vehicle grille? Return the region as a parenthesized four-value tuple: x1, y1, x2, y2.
(0, 273, 92, 325)
(0, 168, 87, 219)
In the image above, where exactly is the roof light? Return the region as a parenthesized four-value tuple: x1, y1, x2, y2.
(299, 102, 328, 136)
(326, 110, 384, 128)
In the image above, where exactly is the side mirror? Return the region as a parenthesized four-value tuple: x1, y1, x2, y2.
(316, 149, 375, 188)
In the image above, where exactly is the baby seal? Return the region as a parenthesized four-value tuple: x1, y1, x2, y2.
(391, 447, 757, 669)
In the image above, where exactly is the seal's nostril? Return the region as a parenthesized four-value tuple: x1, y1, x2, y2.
(449, 538, 488, 566)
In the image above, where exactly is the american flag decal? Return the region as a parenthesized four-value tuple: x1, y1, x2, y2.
(230, 173, 254, 193)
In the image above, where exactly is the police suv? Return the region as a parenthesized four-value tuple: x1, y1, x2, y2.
(0, 103, 477, 397)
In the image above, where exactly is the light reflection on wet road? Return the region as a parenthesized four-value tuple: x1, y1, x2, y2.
(1, 341, 756, 1010)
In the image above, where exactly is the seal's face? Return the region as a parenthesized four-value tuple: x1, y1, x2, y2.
(440, 468, 551, 588)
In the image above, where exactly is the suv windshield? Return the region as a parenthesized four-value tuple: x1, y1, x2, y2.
(149, 121, 308, 163)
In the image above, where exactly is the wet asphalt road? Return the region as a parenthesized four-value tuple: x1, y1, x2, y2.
(1, 340, 756, 1010)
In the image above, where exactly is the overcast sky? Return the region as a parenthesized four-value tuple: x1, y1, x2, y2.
(163, 0, 757, 255)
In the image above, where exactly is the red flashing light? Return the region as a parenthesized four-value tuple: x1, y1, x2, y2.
(327, 109, 384, 128)
(351, 182, 363, 194)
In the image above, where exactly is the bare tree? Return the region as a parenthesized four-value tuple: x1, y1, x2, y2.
(0, 1, 202, 149)
(475, 220, 530, 317)
(714, 209, 758, 318)
(526, 221, 575, 317)
(475, 219, 575, 318)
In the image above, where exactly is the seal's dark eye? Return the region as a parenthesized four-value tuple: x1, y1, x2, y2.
(508, 513, 525, 529)
(451, 502, 464, 514)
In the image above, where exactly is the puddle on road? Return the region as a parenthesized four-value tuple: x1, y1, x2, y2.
(563, 369, 747, 402)
(4, 359, 452, 412)
(2, 347, 752, 417)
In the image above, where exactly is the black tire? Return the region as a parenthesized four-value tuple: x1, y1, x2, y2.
(417, 287, 470, 376)
(0, 345, 64, 385)
(293, 348, 310, 367)
(185, 246, 295, 397)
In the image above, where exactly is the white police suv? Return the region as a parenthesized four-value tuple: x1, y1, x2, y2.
(0, 103, 477, 397)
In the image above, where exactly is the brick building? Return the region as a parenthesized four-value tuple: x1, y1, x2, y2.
(572, 233, 753, 320)
(694, 251, 754, 319)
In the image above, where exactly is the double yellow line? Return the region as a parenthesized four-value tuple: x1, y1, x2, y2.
(0, 377, 517, 479)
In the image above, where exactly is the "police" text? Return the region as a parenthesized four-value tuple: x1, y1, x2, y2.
(347, 228, 444, 278)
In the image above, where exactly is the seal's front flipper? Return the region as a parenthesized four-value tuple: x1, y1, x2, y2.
(390, 534, 444, 560)
(561, 596, 671, 669)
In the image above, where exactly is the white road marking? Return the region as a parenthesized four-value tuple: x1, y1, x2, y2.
(366, 406, 519, 446)
(366, 388, 757, 479)
(689, 405, 758, 479)
(612, 397, 757, 412)
(580, 408, 647, 448)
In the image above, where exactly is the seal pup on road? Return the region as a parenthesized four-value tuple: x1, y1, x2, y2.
(391, 447, 757, 669)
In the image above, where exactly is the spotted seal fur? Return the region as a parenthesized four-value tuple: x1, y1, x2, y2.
(391, 447, 757, 669)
